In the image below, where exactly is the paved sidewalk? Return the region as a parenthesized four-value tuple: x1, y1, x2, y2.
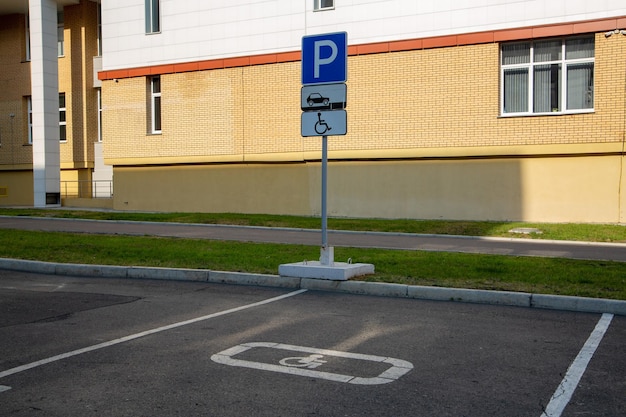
(1, 215, 625, 262)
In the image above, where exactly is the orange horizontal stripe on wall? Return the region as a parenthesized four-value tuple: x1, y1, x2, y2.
(457, 31, 494, 46)
(355, 42, 390, 55)
(198, 59, 224, 71)
(532, 23, 574, 38)
(388, 39, 422, 52)
(98, 15, 624, 81)
(249, 54, 277, 65)
(223, 56, 250, 68)
(173, 61, 199, 72)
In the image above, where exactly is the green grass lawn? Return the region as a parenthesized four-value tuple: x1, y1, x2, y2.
(1, 208, 625, 242)
(1, 228, 624, 300)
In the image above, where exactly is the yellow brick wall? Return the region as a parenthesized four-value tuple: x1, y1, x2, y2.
(104, 69, 246, 160)
(102, 77, 146, 161)
(104, 63, 305, 161)
(242, 62, 302, 156)
(0, 14, 33, 208)
(59, 0, 100, 169)
(104, 33, 625, 165)
(164, 69, 245, 157)
(0, 14, 33, 167)
(595, 32, 626, 139)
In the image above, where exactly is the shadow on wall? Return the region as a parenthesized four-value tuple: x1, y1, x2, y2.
(327, 159, 524, 222)
(110, 154, 623, 223)
(328, 155, 623, 223)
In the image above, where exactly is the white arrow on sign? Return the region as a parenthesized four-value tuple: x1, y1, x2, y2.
(301, 110, 347, 137)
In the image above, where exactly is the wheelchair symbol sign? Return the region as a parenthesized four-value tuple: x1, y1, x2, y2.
(302, 110, 346, 137)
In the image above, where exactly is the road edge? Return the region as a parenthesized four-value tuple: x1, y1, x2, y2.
(1, 257, 624, 316)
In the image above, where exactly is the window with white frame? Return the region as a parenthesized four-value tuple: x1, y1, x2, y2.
(150, 76, 162, 134)
(97, 88, 102, 142)
(145, 0, 160, 33)
(97, 2, 102, 56)
(314, 0, 334, 11)
(27, 96, 32, 144)
(25, 14, 30, 61)
(59, 93, 67, 141)
(57, 12, 64, 57)
(501, 36, 594, 115)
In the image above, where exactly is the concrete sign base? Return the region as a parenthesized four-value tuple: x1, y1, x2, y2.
(279, 261, 375, 281)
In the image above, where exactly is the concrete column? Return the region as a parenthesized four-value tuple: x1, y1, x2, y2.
(29, 0, 60, 207)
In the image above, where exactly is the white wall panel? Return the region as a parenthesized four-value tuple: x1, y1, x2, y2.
(102, 0, 626, 71)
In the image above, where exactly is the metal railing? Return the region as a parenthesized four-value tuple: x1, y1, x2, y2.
(61, 180, 113, 199)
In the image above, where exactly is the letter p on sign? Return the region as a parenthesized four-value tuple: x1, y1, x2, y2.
(302, 32, 347, 85)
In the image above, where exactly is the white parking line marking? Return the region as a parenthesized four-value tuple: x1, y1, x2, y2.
(0, 289, 308, 382)
(540, 313, 614, 417)
(0, 385, 11, 393)
(211, 342, 414, 384)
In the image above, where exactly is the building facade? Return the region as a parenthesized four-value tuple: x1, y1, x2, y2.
(0, 0, 109, 208)
(4, 1, 626, 222)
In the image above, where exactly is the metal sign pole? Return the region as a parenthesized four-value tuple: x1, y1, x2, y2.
(319, 133, 334, 266)
(321, 134, 328, 251)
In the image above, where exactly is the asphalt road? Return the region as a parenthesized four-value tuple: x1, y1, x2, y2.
(1, 271, 624, 416)
(1, 216, 625, 262)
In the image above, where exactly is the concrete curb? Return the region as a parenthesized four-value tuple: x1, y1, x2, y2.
(1, 258, 624, 316)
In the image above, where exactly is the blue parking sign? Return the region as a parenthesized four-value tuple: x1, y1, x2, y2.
(302, 32, 347, 85)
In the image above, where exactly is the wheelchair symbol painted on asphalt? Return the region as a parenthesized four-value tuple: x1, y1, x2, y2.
(211, 342, 413, 385)
(279, 354, 327, 369)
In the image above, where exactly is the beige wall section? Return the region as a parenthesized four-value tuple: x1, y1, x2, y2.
(112, 154, 624, 223)
(328, 155, 623, 222)
(516, 155, 624, 223)
(112, 164, 311, 214)
(323, 159, 524, 221)
(0, 170, 34, 206)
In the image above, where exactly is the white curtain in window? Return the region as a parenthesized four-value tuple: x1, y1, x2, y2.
(504, 68, 528, 113)
(502, 43, 529, 113)
(567, 63, 593, 110)
(566, 38, 594, 59)
(534, 64, 560, 112)
(502, 43, 529, 65)
(534, 65, 551, 112)
(534, 40, 561, 62)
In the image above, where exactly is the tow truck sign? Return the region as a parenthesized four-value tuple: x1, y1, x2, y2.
(300, 83, 347, 111)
